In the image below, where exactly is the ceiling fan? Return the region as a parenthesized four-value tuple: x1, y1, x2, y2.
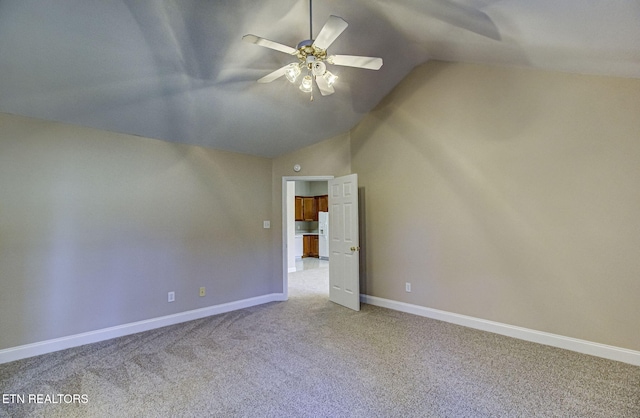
(242, 0, 382, 99)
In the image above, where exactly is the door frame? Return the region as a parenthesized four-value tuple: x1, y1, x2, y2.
(281, 175, 334, 300)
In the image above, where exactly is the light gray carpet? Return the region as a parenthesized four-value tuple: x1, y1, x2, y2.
(1, 263, 639, 417)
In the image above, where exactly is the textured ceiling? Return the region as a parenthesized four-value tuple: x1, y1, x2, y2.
(1, 0, 639, 157)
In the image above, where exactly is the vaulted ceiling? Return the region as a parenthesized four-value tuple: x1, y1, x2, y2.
(1, 0, 638, 157)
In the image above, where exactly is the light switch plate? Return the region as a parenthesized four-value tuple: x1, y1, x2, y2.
(263, 220, 270, 229)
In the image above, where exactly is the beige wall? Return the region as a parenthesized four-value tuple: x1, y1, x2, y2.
(270, 133, 352, 291)
(351, 61, 640, 351)
(4, 60, 640, 355)
(0, 113, 273, 349)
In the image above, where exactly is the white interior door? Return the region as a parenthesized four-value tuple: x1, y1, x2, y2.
(328, 174, 360, 311)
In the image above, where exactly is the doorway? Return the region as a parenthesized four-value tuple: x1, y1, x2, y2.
(282, 176, 333, 300)
(282, 174, 361, 311)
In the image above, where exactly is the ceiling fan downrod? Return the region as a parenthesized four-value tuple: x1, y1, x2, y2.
(309, 0, 313, 41)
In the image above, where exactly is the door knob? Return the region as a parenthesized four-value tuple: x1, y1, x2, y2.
(350, 246, 360, 252)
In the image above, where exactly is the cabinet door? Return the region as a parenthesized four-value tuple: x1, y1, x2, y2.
(316, 195, 328, 213)
(302, 197, 317, 221)
(295, 197, 304, 221)
(302, 235, 311, 257)
(310, 235, 319, 257)
(302, 235, 319, 258)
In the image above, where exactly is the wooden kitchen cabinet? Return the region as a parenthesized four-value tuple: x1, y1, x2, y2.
(316, 195, 328, 213)
(302, 197, 317, 221)
(311, 236, 319, 257)
(303, 234, 319, 258)
(295, 196, 304, 221)
(295, 195, 328, 222)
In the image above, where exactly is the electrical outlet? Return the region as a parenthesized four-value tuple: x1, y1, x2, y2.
(405, 282, 411, 293)
(168, 291, 175, 302)
(199, 287, 206, 297)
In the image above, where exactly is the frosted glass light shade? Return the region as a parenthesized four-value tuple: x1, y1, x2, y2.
(299, 75, 313, 93)
(323, 71, 338, 87)
(311, 61, 326, 76)
(285, 64, 301, 83)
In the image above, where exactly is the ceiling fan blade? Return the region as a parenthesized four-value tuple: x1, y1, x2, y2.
(312, 15, 348, 50)
(257, 65, 290, 83)
(242, 34, 297, 55)
(329, 55, 383, 70)
(315, 75, 335, 96)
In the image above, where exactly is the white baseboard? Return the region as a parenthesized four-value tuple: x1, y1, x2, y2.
(0, 293, 287, 365)
(5, 293, 637, 367)
(361, 294, 640, 367)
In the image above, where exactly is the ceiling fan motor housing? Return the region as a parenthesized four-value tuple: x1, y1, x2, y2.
(296, 39, 327, 64)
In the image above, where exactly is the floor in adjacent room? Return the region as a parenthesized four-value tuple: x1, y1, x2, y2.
(289, 257, 329, 296)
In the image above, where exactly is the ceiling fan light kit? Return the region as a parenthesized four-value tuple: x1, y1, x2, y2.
(323, 70, 338, 86)
(243, 0, 383, 99)
(311, 61, 326, 77)
(285, 64, 302, 83)
(299, 75, 313, 93)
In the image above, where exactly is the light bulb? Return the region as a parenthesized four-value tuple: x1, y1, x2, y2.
(323, 71, 338, 87)
(299, 75, 313, 93)
(285, 64, 301, 83)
